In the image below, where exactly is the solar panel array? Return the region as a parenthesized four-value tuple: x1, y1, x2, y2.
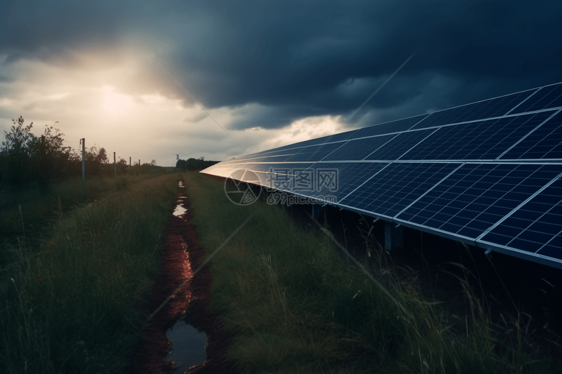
(201, 82, 562, 269)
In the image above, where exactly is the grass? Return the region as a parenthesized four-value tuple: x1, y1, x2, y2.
(184, 171, 555, 374)
(0, 173, 168, 254)
(0, 172, 180, 373)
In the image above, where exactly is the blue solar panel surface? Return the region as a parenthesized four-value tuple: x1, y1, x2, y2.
(480, 177, 562, 260)
(397, 164, 562, 239)
(412, 89, 537, 129)
(202, 81, 562, 268)
(364, 129, 436, 160)
(352, 115, 428, 137)
(500, 110, 562, 160)
(509, 83, 562, 114)
(401, 111, 554, 160)
(339, 163, 459, 217)
(323, 135, 396, 161)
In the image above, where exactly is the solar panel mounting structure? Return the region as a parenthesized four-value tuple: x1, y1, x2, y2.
(201, 82, 562, 269)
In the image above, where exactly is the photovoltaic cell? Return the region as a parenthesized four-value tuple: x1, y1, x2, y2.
(262, 163, 315, 191)
(323, 134, 396, 161)
(285, 143, 345, 162)
(397, 164, 562, 240)
(305, 162, 389, 200)
(480, 178, 562, 259)
(349, 115, 428, 139)
(412, 89, 536, 130)
(500, 110, 562, 159)
(364, 129, 435, 160)
(339, 163, 459, 217)
(260, 154, 301, 162)
(400, 111, 554, 160)
(510, 83, 562, 114)
(312, 129, 362, 144)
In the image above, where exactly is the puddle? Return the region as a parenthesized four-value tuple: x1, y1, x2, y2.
(178, 181, 185, 188)
(174, 194, 187, 216)
(173, 204, 187, 217)
(166, 319, 207, 371)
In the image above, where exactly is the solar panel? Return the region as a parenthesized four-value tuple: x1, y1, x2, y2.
(323, 134, 397, 161)
(278, 162, 389, 201)
(338, 163, 460, 217)
(480, 177, 562, 260)
(508, 83, 562, 114)
(396, 164, 562, 239)
(400, 111, 555, 160)
(351, 115, 429, 138)
(285, 142, 345, 162)
(364, 129, 436, 160)
(202, 81, 562, 269)
(500, 110, 562, 160)
(411, 89, 537, 129)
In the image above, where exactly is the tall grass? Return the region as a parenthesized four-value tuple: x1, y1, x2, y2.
(184, 172, 554, 374)
(0, 174, 167, 251)
(0, 173, 180, 373)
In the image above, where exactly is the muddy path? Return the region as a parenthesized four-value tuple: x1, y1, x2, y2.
(127, 181, 238, 374)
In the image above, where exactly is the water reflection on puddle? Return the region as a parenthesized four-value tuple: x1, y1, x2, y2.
(166, 319, 207, 371)
(173, 204, 187, 217)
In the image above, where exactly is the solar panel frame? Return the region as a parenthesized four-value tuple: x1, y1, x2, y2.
(350, 114, 429, 138)
(411, 88, 538, 130)
(508, 83, 562, 114)
(364, 128, 439, 161)
(478, 176, 562, 256)
(396, 163, 562, 240)
(498, 110, 562, 160)
(337, 162, 462, 218)
(323, 134, 398, 161)
(400, 111, 556, 161)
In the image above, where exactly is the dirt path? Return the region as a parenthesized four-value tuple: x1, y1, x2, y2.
(128, 181, 238, 374)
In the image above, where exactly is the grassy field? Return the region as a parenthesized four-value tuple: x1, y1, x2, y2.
(0, 171, 174, 257)
(184, 171, 555, 374)
(0, 173, 180, 373)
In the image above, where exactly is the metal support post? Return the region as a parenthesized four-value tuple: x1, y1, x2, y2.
(385, 221, 403, 250)
(312, 204, 322, 219)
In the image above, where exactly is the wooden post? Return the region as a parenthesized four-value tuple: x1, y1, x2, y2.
(81, 138, 85, 184)
(113, 152, 116, 176)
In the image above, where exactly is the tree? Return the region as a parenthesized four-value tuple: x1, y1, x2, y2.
(97, 147, 109, 164)
(33, 124, 76, 192)
(1, 116, 37, 187)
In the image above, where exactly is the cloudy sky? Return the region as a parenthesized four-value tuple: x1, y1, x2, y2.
(1, 0, 561, 166)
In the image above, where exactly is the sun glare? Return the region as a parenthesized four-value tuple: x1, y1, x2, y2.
(102, 86, 132, 114)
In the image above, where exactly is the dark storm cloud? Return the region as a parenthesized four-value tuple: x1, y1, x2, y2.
(2, 0, 562, 129)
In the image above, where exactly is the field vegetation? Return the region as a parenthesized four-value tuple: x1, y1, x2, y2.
(0, 167, 180, 373)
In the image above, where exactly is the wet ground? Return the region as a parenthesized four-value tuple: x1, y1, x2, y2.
(129, 182, 561, 372)
(127, 181, 238, 374)
(165, 321, 207, 371)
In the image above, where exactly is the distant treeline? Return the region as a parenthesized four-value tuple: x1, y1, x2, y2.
(175, 157, 218, 171)
(0, 116, 157, 192)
